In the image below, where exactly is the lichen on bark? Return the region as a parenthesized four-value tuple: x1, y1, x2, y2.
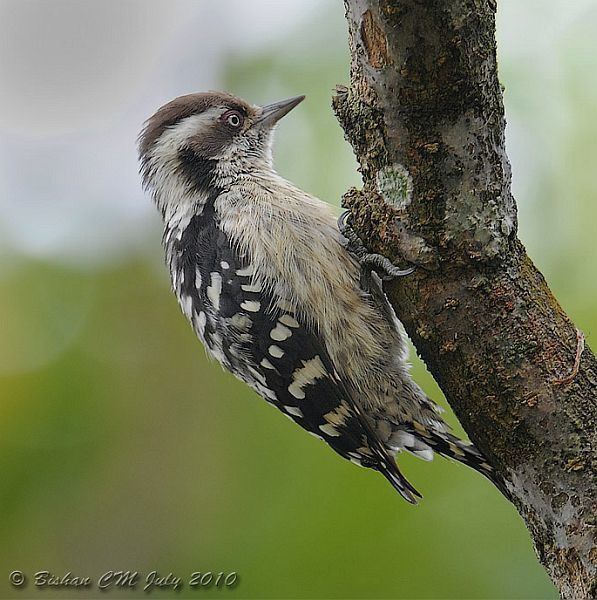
(334, 1, 596, 597)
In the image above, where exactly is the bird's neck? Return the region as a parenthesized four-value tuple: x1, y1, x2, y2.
(159, 161, 301, 252)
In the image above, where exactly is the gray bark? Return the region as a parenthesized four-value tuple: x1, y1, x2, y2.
(333, 1, 596, 598)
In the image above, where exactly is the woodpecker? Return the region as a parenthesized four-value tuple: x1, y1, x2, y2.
(139, 91, 501, 503)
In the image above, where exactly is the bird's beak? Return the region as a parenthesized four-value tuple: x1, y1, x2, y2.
(254, 95, 305, 128)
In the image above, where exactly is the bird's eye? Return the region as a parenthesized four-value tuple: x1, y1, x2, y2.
(222, 110, 244, 128)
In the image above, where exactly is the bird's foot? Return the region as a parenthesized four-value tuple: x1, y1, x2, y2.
(338, 210, 415, 281)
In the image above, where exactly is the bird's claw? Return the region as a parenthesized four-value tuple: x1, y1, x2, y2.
(337, 209, 350, 232)
(338, 210, 415, 281)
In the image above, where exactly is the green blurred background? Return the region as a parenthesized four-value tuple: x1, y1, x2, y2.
(1, 1, 595, 598)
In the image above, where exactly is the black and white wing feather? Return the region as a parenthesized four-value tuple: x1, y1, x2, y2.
(170, 213, 421, 503)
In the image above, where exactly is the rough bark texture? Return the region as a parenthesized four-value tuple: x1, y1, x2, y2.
(333, 1, 596, 598)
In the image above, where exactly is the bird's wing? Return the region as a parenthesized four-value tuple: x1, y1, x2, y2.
(175, 220, 420, 502)
(221, 267, 420, 503)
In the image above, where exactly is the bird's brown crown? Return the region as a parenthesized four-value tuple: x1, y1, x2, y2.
(138, 91, 255, 159)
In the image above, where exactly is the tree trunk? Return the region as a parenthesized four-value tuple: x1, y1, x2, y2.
(333, 1, 596, 597)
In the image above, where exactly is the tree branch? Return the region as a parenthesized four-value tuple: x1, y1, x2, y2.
(333, 1, 596, 597)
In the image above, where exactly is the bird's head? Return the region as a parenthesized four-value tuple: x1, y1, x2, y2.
(138, 91, 304, 213)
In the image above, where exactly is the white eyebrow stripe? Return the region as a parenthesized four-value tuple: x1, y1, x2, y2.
(150, 110, 222, 156)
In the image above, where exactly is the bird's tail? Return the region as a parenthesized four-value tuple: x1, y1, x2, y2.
(398, 424, 509, 497)
(378, 460, 422, 504)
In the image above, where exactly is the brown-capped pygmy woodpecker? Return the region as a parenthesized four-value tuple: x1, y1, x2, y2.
(138, 92, 502, 503)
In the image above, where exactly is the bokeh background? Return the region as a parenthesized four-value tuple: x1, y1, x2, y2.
(0, 1, 595, 598)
